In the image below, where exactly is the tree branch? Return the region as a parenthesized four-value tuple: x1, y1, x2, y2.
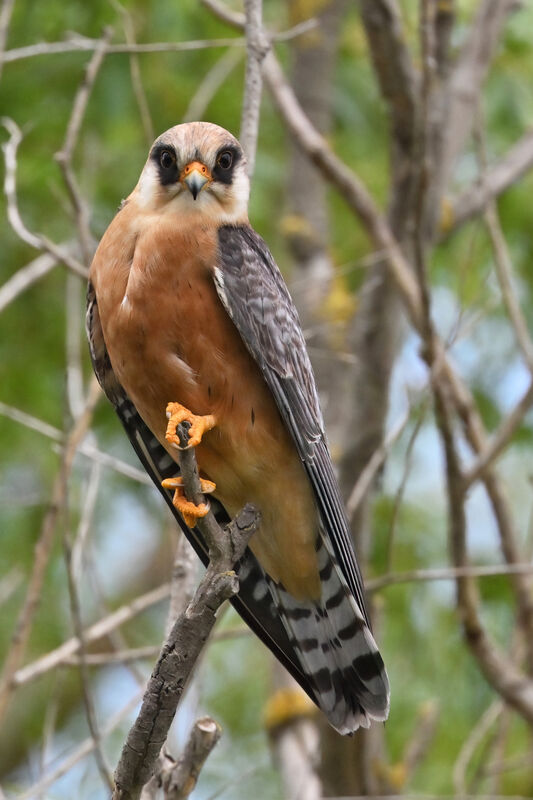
(112, 423, 260, 799)
(444, 127, 533, 234)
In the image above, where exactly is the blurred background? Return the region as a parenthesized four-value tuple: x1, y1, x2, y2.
(2, 0, 533, 797)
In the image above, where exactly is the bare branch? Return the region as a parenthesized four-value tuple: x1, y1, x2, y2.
(0, 251, 58, 312)
(142, 718, 221, 800)
(453, 700, 503, 795)
(63, 498, 114, 791)
(3, 35, 248, 62)
(183, 48, 243, 122)
(17, 692, 144, 800)
(439, 0, 520, 190)
(0, 399, 151, 484)
(112, 423, 260, 799)
(360, 0, 418, 158)
(434, 375, 533, 725)
(445, 127, 533, 234)
(239, 0, 268, 176)
(0, 377, 101, 725)
(55, 28, 111, 267)
(463, 379, 533, 488)
(1, 118, 88, 277)
(111, 1, 155, 144)
(12, 582, 170, 689)
(346, 409, 409, 522)
(0, 0, 15, 81)
(366, 562, 533, 593)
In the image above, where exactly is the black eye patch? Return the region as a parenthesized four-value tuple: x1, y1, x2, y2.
(212, 145, 241, 185)
(151, 143, 179, 186)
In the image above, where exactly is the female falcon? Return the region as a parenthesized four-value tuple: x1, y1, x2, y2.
(87, 121, 389, 734)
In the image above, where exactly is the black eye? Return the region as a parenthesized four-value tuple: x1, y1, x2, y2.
(217, 150, 233, 170)
(160, 149, 175, 169)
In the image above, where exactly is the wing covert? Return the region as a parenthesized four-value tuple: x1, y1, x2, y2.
(214, 225, 371, 625)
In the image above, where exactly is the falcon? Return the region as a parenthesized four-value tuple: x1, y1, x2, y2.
(87, 121, 389, 733)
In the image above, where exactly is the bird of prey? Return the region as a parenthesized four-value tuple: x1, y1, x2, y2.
(87, 121, 389, 734)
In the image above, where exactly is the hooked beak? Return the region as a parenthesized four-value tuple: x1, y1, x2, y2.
(181, 161, 211, 200)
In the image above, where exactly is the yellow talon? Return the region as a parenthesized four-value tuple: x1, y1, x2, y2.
(165, 402, 216, 450)
(161, 476, 216, 528)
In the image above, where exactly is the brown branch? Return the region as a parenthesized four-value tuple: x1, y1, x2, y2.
(110, 1, 155, 145)
(367, 563, 533, 593)
(0, 0, 15, 81)
(12, 582, 170, 689)
(0, 251, 58, 312)
(360, 0, 418, 159)
(1, 118, 88, 277)
(112, 423, 260, 799)
(438, 0, 520, 191)
(3, 35, 248, 62)
(464, 379, 533, 488)
(3, 23, 316, 64)
(63, 502, 114, 791)
(239, 0, 268, 177)
(142, 718, 221, 800)
(434, 374, 533, 725)
(0, 376, 101, 725)
(0, 399, 150, 484)
(55, 28, 112, 266)
(444, 127, 533, 234)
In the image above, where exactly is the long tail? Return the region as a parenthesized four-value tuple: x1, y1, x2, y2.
(268, 535, 389, 734)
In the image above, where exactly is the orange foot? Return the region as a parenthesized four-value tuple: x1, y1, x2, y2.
(165, 402, 216, 450)
(161, 476, 216, 527)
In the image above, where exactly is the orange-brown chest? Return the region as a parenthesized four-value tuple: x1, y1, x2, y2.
(94, 215, 278, 451)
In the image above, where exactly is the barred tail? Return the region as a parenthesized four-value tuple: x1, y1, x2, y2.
(268, 538, 389, 734)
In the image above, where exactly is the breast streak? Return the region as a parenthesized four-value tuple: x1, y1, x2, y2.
(105, 218, 320, 600)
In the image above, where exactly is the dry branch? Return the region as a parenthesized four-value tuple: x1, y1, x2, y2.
(112, 423, 260, 799)
(141, 717, 221, 800)
(1, 118, 88, 277)
(446, 127, 533, 234)
(0, 376, 101, 725)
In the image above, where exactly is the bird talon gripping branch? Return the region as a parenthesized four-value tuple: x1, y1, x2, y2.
(165, 401, 216, 450)
(161, 476, 216, 528)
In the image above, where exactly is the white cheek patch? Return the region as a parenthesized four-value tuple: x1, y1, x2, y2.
(137, 163, 159, 208)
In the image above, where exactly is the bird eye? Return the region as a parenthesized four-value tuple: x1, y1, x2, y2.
(159, 149, 175, 169)
(217, 150, 233, 170)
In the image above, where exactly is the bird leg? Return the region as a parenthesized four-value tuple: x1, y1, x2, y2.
(165, 401, 216, 450)
(161, 476, 216, 528)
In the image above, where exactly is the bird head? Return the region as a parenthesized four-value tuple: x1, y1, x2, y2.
(136, 121, 250, 224)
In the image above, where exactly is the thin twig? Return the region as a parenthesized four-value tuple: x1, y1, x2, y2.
(63, 482, 114, 790)
(55, 28, 112, 267)
(453, 701, 503, 795)
(0, 399, 151, 484)
(1, 118, 88, 277)
(17, 691, 144, 800)
(445, 127, 533, 235)
(182, 48, 243, 123)
(3, 23, 316, 64)
(0, 252, 58, 313)
(346, 409, 410, 521)
(110, 1, 155, 145)
(366, 563, 533, 593)
(12, 582, 170, 689)
(464, 379, 533, 488)
(0, 376, 101, 726)
(0, 0, 15, 81)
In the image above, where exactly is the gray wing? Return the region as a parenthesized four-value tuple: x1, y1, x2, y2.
(86, 279, 319, 700)
(214, 225, 371, 626)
